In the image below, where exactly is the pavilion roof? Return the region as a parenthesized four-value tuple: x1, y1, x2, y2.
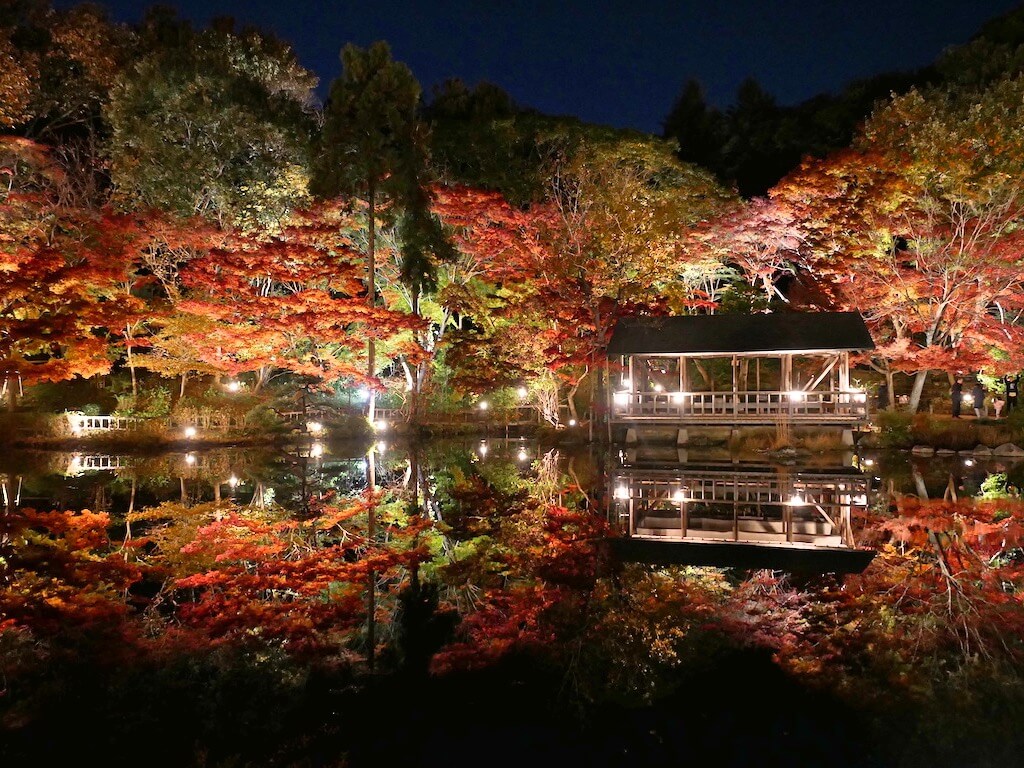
(607, 312, 874, 356)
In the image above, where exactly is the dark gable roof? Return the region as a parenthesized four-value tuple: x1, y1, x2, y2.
(607, 312, 874, 356)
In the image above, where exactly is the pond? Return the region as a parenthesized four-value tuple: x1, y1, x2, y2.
(2, 439, 1024, 767)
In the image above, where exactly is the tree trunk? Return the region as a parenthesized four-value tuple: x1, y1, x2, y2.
(180, 371, 188, 400)
(126, 328, 138, 400)
(908, 369, 929, 413)
(367, 181, 377, 425)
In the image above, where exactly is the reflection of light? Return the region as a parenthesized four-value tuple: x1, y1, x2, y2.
(614, 485, 628, 499)
(653, 383, 664, 392)
(226, 381, 240, 392)
(789, 494, 807, 506)
(517, 448, 528, 462)
(613, 392, 629, 407)
(310, 442, 324, 458)
(373, 420, 387, 431)
(621, 378, 632, 389)
(184, 426, 197, 439)
(569, 419, 577, 427)
(517, 386, 528, 399)
(185, 453, 196, 465)
(964, 458, 975, 467)
(479, 440, 488, 456)
(307, 421, 324, 435)
(787, 390, 805, 401)
(671, 392, 688, 403)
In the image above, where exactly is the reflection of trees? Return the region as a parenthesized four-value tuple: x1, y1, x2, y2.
(5, 441, 1024, 754)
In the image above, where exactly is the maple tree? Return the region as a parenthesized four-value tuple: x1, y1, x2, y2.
(173, 207, 427, 392)
(772, 77, 1024, 410)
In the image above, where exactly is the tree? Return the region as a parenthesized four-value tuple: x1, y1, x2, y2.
(662, 78, 725, 170)
(773, 77, 1024, 410)
(312, 41, 447, 423)
(104, 13, 316, 232)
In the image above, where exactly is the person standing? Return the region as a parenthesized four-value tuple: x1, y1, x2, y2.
(973, 379, 985, 418)
(951, 376, 963, 418)
(1005, 374, 1019, 413)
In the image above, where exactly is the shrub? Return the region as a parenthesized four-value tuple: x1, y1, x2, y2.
(876, 410, 913, 448)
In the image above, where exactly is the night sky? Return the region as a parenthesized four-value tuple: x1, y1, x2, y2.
(55, 0, 1024, 133)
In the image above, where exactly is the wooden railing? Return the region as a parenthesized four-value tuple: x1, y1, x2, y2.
(611, 390, 868, 423)
(66, 413, 144, 435)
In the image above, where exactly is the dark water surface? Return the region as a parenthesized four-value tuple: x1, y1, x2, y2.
(2, 439, 1023, 767)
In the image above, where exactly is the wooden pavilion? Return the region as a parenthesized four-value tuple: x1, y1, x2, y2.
(605, 312, 874, 441)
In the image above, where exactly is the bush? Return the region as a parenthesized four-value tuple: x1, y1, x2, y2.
(876, 410, 913, 448)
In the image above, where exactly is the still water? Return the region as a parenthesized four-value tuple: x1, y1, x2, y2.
(2, 438, 1017, 534)
(3, 439, 1024, 767)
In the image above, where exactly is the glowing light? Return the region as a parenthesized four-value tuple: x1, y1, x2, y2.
(517, 448, 528, 462)
(373, 420, 387, 432)
(613, 392, 629, 407)
(228, 475, 239, 488)
(852, 390, 867, 403)
(789, 494, 807, 506)
(356, 388, 369, 401)
(517, 386, 528, 399)
(226, 381, 240, 393)
(787, 390, 806, 402)
(621, 378, 632, 389)
(184, 426, 197, 439)
(671, 392, 688, 404)
(862, 458, 874, 467)
(964, 458, 975, 467)
(653, 383, 664, 392)
(568, 419, 577, 427)
(673, 489, 687, 502)
(479, 400, 489, 411)
(852, 494, 868, 505)
(614, 485, 628, 500)
(962, 394, 974, 406)
(375, 441, 386, 453)
(310, 442, 324, 458)
(185, 453, 196, 465)
(479, 441, 489, 457)
(307, 421, 324, 435)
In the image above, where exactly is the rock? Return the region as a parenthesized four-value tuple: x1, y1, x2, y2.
(992, 443, 1024, 457)
(935, 448, 956, 455)
(911, 445, 935, 456)
(973, 444, 993, 456)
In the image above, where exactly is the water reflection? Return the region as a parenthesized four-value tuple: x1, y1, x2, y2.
(4, 441, 1024, 566)
(606, 445, 874, 572)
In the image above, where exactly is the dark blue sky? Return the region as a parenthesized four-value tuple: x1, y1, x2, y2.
(55, 0, 1024, 133)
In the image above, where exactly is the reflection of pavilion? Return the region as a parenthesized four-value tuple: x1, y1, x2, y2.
(608, 449, 874, 572)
